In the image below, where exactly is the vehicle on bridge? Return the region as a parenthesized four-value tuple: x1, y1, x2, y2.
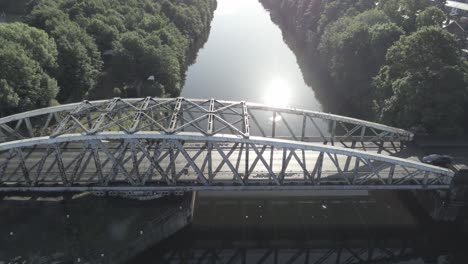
(422, 154, 453, 168)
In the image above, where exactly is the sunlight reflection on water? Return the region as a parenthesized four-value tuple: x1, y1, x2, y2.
(263, 77, 290, 107)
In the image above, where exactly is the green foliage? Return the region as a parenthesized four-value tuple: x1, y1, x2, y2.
(416, 6, 446, 29)
(369, 23, 404, 66)
(50, 20, 103, 102)
(86, 17, 120, 51)
(0, 23, 58, 115)
(373, 27, 467, 135)
(264, 0, 466, 134)
(318, 9, 403, 113)
(0, 22, 58, 72)
(378, 0, 429, 32)
(26, 0, 216, 98)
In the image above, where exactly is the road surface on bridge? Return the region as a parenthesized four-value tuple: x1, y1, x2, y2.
(0, 133, 452, 191)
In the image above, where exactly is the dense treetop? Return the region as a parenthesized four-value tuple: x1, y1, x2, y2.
(0, 0, 216, 114)
(374, 27, 467, 134)
(0, 23, 58, 116)
(262, 0, 468, 135)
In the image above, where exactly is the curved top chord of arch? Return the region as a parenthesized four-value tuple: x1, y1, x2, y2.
(0, 132, 452, 192)
(0, 97, 413, 144)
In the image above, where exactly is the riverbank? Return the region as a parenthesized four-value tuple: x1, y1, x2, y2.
(260, 0, 468, 136)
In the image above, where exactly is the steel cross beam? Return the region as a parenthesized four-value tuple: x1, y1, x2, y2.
(156, 246, 415, 264)
(0, 98, 413, 149)
(0, 132, 452, 192)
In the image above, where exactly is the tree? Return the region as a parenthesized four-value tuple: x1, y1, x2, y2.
(318, 10, 403, 114)
(0, 23, 59, 115)
(416, 6, 446, 29)
(0, 22, 58, 72)
(373, 26, 467, 135)
(0, 40, 58, 115)
(48, 19, 102, 102)
(25, 0, 216, 100)
(379, 0, 429, 32)
(369, 22, 404, 66)
(85, 17, 120, 51)
(112, 32, 182, 96)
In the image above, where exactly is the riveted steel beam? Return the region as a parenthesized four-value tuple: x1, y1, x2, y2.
(0, 98, 414, 147)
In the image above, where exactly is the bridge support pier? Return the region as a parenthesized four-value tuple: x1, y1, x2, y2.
(190, 191, 197, 222)
(432, 172, 468, 222)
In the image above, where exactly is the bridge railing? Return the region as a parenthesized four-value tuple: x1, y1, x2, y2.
(0, 132, 451, 192)
(0, 98, 413, 147)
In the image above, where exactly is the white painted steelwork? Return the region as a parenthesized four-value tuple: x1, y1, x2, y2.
(0, 132, 452, 192)
(0, 98, 413, 145)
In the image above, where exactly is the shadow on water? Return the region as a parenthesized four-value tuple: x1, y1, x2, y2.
(130, 191, 468, 264)
(0, 193, 192, 263)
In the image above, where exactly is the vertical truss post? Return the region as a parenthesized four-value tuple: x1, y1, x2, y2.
(235, 143, 244, 171)
(330, 120, 337, 145)
(360, 126, 366, 141)
(301, 114, 306, 141)
(131, 97, 151, 133)
(270, 111, 276, 168)
(33, 147, 53, 185)
(207, 141, 213, 182)
(423, 171, 429, 187)
(15, 148, 31, 185)
(169, 142, 176, 181)
(279, 149, 294, 184)
(207, 98, 215, 135)
(169, 97, 184, 133)
(86, 112, 92, 129)
(245, 144, 250, 179)
(25, 118, 34, 138)
(280, 148, 287, 183)
(241, 101, 249, 138)
(311, 152, 324, 184)
(129, 140, 141, 184)
(70, 144, 89, 185)
(90, 141, 105, 184)
(388, 164, 395, 184)
(53, 144, 69, 186)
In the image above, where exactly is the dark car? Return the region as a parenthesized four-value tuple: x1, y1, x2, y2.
(422, 154, 453, 168)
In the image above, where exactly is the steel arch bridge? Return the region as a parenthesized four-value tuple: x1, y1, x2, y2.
(0, 98, 453, 192)
(0, 97, 413, 144)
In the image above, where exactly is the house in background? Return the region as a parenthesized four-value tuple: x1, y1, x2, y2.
(444, 20, 468, 47)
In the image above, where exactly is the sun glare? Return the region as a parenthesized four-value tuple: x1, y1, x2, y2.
(263, 78, 291, 107)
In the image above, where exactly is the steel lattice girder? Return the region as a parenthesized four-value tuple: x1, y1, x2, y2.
(0, 132, 452, 192)
(0, 98, 413, 145)
(156, 247, 415, 264)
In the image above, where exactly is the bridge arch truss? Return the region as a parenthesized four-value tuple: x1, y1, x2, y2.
(0, 98, 413, 147)
(0, 132, 452, 192)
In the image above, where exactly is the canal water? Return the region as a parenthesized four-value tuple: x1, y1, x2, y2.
(181, 0, 323, 111)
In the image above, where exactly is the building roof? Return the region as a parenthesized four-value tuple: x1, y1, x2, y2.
(447, 0, 468, 12)
(444, 20, 466, 33)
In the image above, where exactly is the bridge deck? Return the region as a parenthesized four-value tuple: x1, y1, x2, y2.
(0, 132, 453, 192)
